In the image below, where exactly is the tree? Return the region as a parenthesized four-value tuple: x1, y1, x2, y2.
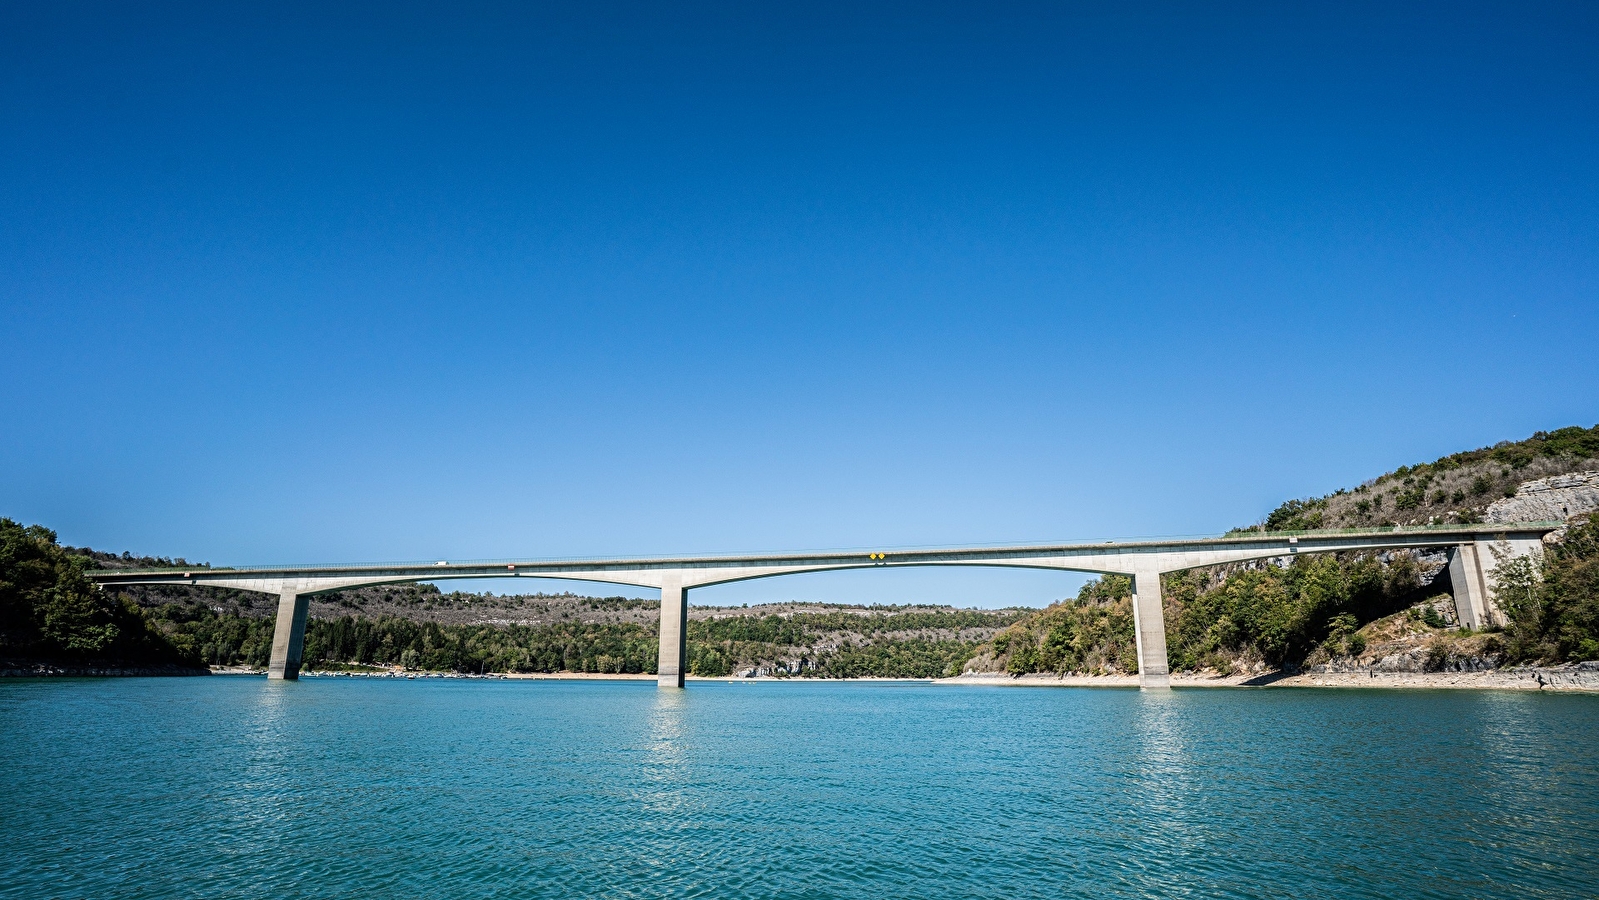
(0, 518, 197, 665)
(1503, 519, 1599, 662)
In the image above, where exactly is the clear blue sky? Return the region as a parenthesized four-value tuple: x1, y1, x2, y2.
(3, 1, 1596, 607)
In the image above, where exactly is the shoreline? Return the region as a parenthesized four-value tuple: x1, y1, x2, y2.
(941, 664, 1599, 692)
(15, 664, 1592, 691)
(1, 663, 210, 678)
(209, 668, 940, 683)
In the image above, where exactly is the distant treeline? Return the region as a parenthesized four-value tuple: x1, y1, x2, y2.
(152, 605, 1021, 678)
(683, 608, 1013, 678)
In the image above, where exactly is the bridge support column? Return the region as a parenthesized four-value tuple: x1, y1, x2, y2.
(1448, 543, 1494, 629)
(267, 590, 310, 680)
(657, 579, 688, 688)
(1131, 570, 1171, 689)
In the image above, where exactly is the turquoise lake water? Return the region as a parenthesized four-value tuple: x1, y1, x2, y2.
(2, 677, 1597, 899)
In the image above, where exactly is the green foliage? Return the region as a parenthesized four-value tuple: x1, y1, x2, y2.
(1166, 553, 1425, 670)
(147, 603, 275, 666)
(162, 602, 1018, 677)
(813, 638, 978, 678)
(976, 557, 1429, 676)
(1324, 613, 1357, 646)
(1322, 613, 1365, 657)
(688, 643, 732, 676)
(1238, 424, 1599, 532)
(0, 518, 197, 666)
(1076, 574, 1132, 604)
(1492, 553, 1541, 625)
(308, 616, 659, 673)
(1394, 485, 1424, 510)
(1420, 604, 1446, 629)
(1437, 425, 1599, 472)
(1490, 445, 1534, 468)
(1263, 498, 1327, 531)
(1502, 518, 1599, 663)
(694, 614, 807, 645)
(1533, 425, 1599, 458)
(682, 608, 1020, 678)
(981, 576, 1138, 675)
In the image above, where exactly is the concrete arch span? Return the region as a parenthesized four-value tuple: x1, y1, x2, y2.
(86, 524, 1557, 688)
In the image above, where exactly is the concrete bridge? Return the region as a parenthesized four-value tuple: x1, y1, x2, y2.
(87, 525, 1555, 689)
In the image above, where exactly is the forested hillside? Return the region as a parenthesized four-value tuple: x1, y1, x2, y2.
(1236, 424, 1599, 532)
(969, 425, 1599, 677)
(0, 519, 203, 672)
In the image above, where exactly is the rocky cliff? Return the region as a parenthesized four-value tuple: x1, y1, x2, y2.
(1485, 471, 1599, 525)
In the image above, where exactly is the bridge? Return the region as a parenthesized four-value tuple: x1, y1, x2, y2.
(87, 525, 1556, 688)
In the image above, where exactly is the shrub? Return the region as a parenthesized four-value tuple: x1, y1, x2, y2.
(1264, 498, 1327, 531)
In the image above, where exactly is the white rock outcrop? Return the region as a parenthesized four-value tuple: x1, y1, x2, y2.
(1485, 471, 1599, 523)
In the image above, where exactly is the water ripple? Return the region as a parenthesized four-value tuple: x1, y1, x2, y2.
(2, 679, 1597, 899)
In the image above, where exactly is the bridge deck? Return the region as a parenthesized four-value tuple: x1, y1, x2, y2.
(86, 523, 1558, 586)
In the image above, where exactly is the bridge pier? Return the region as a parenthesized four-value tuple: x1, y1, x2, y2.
(267, 590, 310, 680)
(1447, 543, 1495, 629)
(1131, 570, 1171, 689)
(657, 580, 688, 688)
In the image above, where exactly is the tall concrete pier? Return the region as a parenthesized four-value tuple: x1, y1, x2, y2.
(87, 524, 1556, 688)
(1131, 570, 1170, 690)
(267, 590, 310, 680)
(657, 581, 688, 688)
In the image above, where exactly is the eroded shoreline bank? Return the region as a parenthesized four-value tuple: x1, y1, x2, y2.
(943, 663, 1599, 691)
(185, 664, 1599, 691)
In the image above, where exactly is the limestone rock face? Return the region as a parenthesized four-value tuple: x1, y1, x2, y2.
(1486, 471, 1599, 523)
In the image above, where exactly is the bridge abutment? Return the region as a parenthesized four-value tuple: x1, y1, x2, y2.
(1448, 536, 1544, 629)
(1131, 570, 1171, 689)
(658, 580, 688, 688)
(267, 590, 310, 680)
